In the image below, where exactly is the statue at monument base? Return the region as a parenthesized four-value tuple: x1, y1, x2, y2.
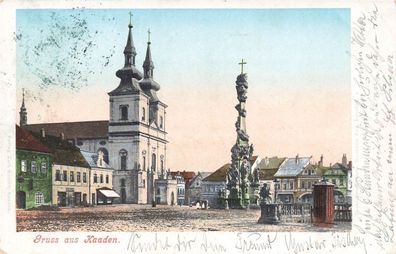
(257, 183, 280, 224)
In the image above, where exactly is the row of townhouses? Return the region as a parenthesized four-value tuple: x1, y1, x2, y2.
(196, 155, 352, 208)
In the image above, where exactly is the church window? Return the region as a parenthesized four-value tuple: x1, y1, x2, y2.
(142, 108, 146, 121)
(93, 173, 98, 183)
(98, 148, 109, 164)
(100, 174, 103, 183)
(160, 116, 163, 129)
(35, 192, 44, 206)
(120, 105, 128, 120)
(21, 160, 27, 172)
(55, 170, 61, 181)
(120, 150, 128, 170)
(31, 161, 37, 173)
(151, 154, 156, 171)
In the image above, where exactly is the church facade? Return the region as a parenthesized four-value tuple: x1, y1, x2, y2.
(21, 18, 168, 204)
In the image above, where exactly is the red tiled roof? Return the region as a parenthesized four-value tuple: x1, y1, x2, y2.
(16, 125, 51, 153)
(170, 171, 196, 185)
(24, 120, 108, 139)
(203, 163, 231, 182)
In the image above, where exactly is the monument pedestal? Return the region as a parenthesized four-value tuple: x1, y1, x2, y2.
(258, 203, 280, 224)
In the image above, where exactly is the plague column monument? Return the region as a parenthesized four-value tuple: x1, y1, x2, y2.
(226, 60, 260, 209)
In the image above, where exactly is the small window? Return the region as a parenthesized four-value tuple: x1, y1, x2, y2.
(35, 192, 44, 206)
(290, 182, 294, 190)
(63, 171, 67, 181)
(70, 172, 74, 182)
(160, 116, 163, 129)
(142, 107, 146, 121)
(120, 150, 127, 170)
(55, 170, 61, 181)
(41, 162, 47, 173)
(93, 173, 98, 183)
(21, 160, 27, 172)
(106, 175, 109, 184)
(31, 161, 37, 173)
(100, 174, 103, 183)
(83, 172, 87, 183)
(120, 105, 128, 120)
(77, 172, 81, 183)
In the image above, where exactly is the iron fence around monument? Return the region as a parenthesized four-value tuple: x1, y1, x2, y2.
(275, 202, 352, 223)
(333, 203, 352, 222)
(276, 203, 312, 223)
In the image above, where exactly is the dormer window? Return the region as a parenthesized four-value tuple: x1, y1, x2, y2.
(120, 105, 128, 120)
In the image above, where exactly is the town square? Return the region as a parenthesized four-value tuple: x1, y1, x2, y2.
(15, 9, 352, 232)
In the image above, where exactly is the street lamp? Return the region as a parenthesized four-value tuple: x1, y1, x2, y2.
(273, 178, 279, 203)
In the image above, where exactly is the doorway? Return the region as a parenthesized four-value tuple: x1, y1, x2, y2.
(16, 191, 26, 209)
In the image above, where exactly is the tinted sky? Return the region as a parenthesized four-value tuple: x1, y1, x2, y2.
(16, 8, 351, 171)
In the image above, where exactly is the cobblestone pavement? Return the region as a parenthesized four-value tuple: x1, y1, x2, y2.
(17, 204, 351, 232)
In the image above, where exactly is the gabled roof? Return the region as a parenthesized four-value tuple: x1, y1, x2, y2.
(258, 157, 286, 170)
(274, 157, 310, 177)
(203, 163, 230, 182)
(24, 120, 108, 140)
(29, 131, 90, 168)
(80, 150, 112, 169)
(16, 125, 51, 154)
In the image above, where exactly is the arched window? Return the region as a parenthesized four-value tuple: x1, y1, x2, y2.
(120, 105, 128, 120)
(142, 107, 146, 121)
(120, 149, 127, 170)
(151, 153, 156, 171)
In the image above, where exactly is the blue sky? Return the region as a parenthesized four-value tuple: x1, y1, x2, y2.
(16, 8, 351, 170)
(16, 8, 350, 92)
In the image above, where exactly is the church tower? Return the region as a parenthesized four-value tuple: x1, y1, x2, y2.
(19, 89, 27, 127)
(108, 15, 168, 204)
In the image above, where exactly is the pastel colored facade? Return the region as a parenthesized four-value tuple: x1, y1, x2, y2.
(257, 156, 286, 202)
(16, 125, 52, 209)
(201, 163, 229, 208)
(323, 159, 351, 203)
(274, 156, 322, 204)
(22, 18, 168, 205)
(52, 164, 90, 206)
(185, 172, 211, 205)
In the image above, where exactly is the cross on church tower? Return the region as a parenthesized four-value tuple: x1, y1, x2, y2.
(239, 59, 247, 74)
(128, 12, 133, 27)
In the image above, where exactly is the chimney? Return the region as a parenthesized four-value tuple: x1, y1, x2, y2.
(60, 132, 65, 140)
(295, 154, 299, 163)
(40, 128, 45, 138)
(319, 154, 323, 167)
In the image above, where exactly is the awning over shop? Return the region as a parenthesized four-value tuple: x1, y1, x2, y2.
(99, 189, 120, 198)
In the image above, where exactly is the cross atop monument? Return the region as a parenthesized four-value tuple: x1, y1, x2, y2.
(128, 12, 133, 27)
(239, 59, 247, 74)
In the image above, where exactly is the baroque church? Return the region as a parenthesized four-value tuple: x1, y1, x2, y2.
(20, 18, 168, 204)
